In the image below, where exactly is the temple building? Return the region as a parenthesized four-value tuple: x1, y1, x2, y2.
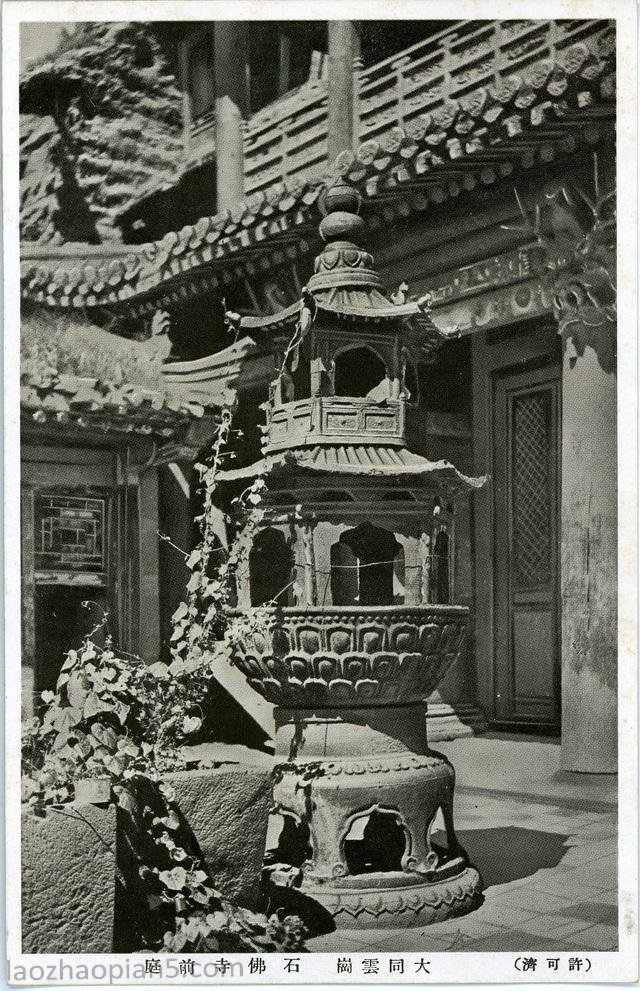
(19, 18, 617, 773)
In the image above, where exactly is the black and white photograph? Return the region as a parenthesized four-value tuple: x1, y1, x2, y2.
(4, 0, 637, 983)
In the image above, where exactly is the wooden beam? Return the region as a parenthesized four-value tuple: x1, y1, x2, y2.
(137, 468, 161, 664)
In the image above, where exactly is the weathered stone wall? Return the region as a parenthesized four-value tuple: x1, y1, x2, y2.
(21, 754, 273, 953)
(166, 762, 272, 908)
(22, 803, 117, 953)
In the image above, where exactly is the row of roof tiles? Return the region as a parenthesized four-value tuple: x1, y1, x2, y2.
(20, 31, 615, 313)
(21, 307, 228, 427)
(218, 444, 485, 492)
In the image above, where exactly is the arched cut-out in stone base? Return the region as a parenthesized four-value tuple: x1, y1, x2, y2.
(343, 808, 408, 875)
(426, 804, 461, 869)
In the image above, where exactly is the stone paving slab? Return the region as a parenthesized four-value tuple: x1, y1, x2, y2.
(436, 735, 617, 809)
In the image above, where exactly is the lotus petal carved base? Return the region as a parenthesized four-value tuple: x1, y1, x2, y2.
(231, 605, 469, 707)
(301, 866, 483, 929)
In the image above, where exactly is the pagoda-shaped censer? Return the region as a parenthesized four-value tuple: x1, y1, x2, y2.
(222, 183, 484, 930)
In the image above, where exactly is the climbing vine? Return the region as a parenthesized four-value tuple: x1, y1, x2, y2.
(21, 400, 302, 953)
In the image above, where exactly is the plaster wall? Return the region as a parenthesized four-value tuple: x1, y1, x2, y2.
(560, 338, 617, 772)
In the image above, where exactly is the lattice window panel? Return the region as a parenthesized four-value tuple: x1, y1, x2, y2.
(512, 390, 552, 588)
(34, 494, 106, 575)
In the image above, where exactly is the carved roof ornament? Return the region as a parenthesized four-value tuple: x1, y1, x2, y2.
(310, 182, 381, 292)
(503, 152, 616, 371)
(241, 180, 446, 352)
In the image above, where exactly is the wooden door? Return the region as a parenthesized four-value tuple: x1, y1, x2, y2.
(493, 364, 560, 728)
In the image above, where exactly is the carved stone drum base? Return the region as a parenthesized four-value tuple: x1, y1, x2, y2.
(268, 705, 483, 931)
(299, 869, 482, 930)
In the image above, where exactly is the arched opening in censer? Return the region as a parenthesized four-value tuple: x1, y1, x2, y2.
(343, 809, 407, 874)
(249, 527, 293, 606)
(334, 345, 387, 398)
(265, 812, 313, 868)
(331, 522, 404, 606)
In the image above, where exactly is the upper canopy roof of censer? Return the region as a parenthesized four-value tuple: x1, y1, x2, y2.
(219, 181, 486, 493)
(238, 181, 454, 344)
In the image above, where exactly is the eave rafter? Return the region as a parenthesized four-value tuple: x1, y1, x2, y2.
(20, 23, 615, 316)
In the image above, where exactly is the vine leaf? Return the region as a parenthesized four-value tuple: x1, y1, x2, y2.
(91, 724, 118, 750)
(84, 691, 113, 719)
(158, 866, 188, 891)
(172, 601, 189, 622)
(182, 716, 202, 735)
(147, 661, 169, 678)
(66, 670, 90, 708)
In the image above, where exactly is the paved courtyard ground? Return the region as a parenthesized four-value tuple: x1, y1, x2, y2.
(309, 734, 617, 953)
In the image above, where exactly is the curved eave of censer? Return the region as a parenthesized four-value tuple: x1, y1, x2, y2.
(239, 181, 456, 341)
(239, 293, 454, 352)
(218, 443, 485, 492)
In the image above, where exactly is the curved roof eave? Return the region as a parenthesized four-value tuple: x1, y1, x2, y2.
(19, 26, 615, 313)
(218, 444, 486, 491)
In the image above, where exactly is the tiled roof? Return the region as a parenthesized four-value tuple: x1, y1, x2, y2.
(240, 289, 445, 333)
(20, 28, 615, 312)
(20, 305, 227, 435)
(162, 336, 273, 403)
(20, 182, 323, 308)
(219, 444, 485, 490)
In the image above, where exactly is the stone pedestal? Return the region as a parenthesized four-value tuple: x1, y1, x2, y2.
(231, 605, 483, 930)
(22, 802, 117, 953)
(560, 329, 617, 772)
(272, 705, 482, 929)
(167, 759, 273, 909)
(426, 693, 488, 741)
